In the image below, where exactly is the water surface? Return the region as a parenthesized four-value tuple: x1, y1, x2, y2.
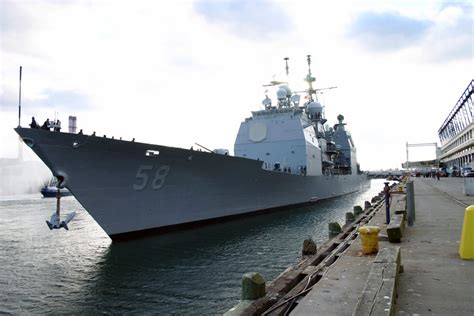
(0, 179, 387, 314)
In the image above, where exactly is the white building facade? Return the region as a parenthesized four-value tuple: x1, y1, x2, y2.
(438, 80, 474, 169)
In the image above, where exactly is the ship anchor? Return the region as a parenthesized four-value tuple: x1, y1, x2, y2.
(46, 177, 75, 230)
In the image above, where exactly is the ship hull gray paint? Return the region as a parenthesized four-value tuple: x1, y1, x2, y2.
(16, 128, 368, 238)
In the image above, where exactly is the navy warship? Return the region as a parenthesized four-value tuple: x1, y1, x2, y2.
(15, 56, 368, 240)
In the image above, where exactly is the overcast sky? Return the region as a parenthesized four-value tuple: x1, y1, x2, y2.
(0, 0, 472, 170)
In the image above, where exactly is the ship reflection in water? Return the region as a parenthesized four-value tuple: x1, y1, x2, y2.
(0, 179, 390, 314)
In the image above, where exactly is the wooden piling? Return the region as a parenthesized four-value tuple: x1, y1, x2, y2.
(242, 272, 266, 300)
(328, 222, 342, 238)
(354, 205, 363, 216)
(302, 238, 317, 256)
(345, 212, 355, 225)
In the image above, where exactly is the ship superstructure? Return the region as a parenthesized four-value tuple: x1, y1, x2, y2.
(235, 56, 359, 177)
(15, 56, 368, 240)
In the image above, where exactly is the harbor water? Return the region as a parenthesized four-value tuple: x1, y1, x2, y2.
(0, 179, 387, 314)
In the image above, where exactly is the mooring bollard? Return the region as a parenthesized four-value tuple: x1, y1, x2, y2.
(345, 212, 355, 225)
(459, 205, 474, 259)
(384, 182, 391, 224)
(358, 226, 381, 254)
(328, 222, 342, 238)
(354, 205, 363, 216)
(406, 180, 415, 226)
(364, 201, 371, 210)
(242, 272, 266, 300)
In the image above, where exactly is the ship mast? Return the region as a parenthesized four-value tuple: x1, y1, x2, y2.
(304, 55, 317, 101)
(18, 66, 22, 127)
(284, 57, 292, 105)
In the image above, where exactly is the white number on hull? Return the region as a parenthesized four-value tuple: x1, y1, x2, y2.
(133, 165, 170, 191)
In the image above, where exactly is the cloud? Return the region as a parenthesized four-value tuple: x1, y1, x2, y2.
(0, 2, 38, 55)
(348, 4, 473, 62)
(37, 90, 91, 110)
(0, 0, 471, 171)
(440, 1, 472, 11)
(348, 11, 433, 51)
(0, 2, 31, 34)
(424, 3, 473, 62)
(194, 0, 292, 40)
(0, 89, 91, 112)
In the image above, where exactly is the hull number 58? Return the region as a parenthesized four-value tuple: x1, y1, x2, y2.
(133, 165, 170, 191)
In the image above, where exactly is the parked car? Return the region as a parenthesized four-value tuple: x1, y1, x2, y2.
(438, 169, 448, 177)
(463, 167, 474, 177)
(449, 166, 460, 177)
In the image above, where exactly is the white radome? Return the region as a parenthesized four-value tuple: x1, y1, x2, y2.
(277, 88, 287, 100)
(307, 101, 323, 115)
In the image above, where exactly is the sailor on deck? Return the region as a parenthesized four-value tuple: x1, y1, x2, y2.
(41, 119, 50, 130)
(53, 119, 61, 132)
(30, 117, 38, 129)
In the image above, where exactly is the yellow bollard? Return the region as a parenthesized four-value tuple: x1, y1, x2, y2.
(358, 226, 381, 254)
(459, 205, 474, 259)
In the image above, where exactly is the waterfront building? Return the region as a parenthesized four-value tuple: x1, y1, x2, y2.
(438, 80, 474, 170)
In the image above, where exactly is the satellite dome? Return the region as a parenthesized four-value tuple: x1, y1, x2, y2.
(277, 88, 287, 100)
(291, 94, 300, 104)
(281, 85, 292, 96)
(337, 114, 345, 123)
(307, 101, 323, 115)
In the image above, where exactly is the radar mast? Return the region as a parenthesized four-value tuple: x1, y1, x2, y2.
(305, 55, 317, 101)
(284, 57, 289, 77)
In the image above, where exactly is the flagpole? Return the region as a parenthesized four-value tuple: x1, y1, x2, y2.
(18, 66, 22, 127)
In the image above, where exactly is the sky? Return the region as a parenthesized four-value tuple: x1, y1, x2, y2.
(0, 0, 472, 170)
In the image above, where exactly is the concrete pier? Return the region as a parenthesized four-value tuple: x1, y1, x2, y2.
(226, 177, 474, 315)
(290, 177, 474, 315)
(395, 177, 474, 314)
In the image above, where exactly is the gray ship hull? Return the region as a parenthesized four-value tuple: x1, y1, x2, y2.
(15, 128, 369, 239)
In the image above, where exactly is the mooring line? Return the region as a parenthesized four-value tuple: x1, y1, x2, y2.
(262, 199, 386, 316)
